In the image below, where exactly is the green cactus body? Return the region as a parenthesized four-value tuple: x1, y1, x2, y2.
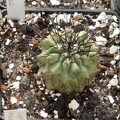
(37, 28, 99, 93)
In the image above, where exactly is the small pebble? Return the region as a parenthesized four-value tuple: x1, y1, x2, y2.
(115, 55, 120, 60)
(113, 74, 118, 79)
(68, 99, 79, 110)
(16, 76, 21, 80)
(41, 1, 46, 7)
(42, 97, 45, 100)
(5, 39, 11, 45)
(19, 101, 24, 104)
(2, 98, 5, 105)
(89, 25, 96, 30)
(56, 93, 61, 97)
(11, 81, 19, 89)
(53, 110, 58, 114)
(112, 15, 118, 22)
(30, 84, 33, 88)
(110, 45, 118, 54)
(36, 81, 41, 85)
(8, 63, 15, 69)
(23, 104, 26, 107)
(31, 89, 35, 94)
(110, 60, 116, 65)
(32, 1, 37, 6)
(6, 68, 13, 74)
(109, 28, 120, 38)
(11, 97, 17, 104)
(107, 95, 114, 104)
(50, 0, 60, 5)
(54, 98, 58, 101)
(109, 78, 118, 86)
(95, 36, 107, 46)
(40, 110, 48, 118)
(54, 115, 59, 118)
(8, 19, 14, 27)
(13, 28, 17, 32)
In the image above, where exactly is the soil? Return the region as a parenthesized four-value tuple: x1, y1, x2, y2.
(0, 0, 111, 9)
(0, 10, 120, 120)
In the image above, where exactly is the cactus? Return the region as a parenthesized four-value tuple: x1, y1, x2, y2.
(37, 28, 99, 93)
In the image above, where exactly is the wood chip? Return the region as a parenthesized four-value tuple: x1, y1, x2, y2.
(73, 13, 83, 21)
(97, 64, 108, 69)
(15, 93, 20, 99)
(0, 84, 8, 91)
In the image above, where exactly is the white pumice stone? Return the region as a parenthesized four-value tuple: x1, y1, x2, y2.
(23, 104, 26, 107)
(54, 98, 58, 101)
(8, 19, 14, 27)
(95, 36, 107, 46)
(4, 106, 8, 109)
(11, 81, 19, 89)
(45, 92, 48, 95)
(107, 84, 111, 89)
(32, 1, 37, 5)
(11, 97, 17, 104)
(111, 22, 118, 28)
(22, 35, 26, 39)
(56, 93, 61, 97)
(40, 110, 48, 118)
(53, 110, 58, 114)
(113, 74, 118, 79)
(29, 44, 34, 46)
(33, 16, 38, 22)
(54, 115, 59, 118)
(19, 101, 24, 104)
(14, 39, 19, 43)
(40, 87, 44, 91)
(5, 39, 11, 45)
(107, 95, 114, 104)
(41, 1, 46, 7)
(9, 63, 15, 69)
(2, 98, 5, 105)
(89, 25, 96, 30)
(37, 81, 41, 85)
(50, 0, 60, 5)
(69, 99, 79, 110)
(95, 21, 100, 27)
(110, 60, 116, 65)
(13, 28, 17, 32)
(16, 76, 21, 80)
(112, 15, 118, 22)
(115, 55, 120, 60)
(109, 78, 118, 86)
(30, 84, 33, 88)
(6, 68, 13, 75)
(31, 89, 35, 94)
(42, 97, 45, 100)
(37, 13, 41, 18)
(110, 45, 118, 54)
(109, 28, 120, 38)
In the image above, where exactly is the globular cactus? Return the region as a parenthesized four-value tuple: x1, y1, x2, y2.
(37, 28, 99, 93)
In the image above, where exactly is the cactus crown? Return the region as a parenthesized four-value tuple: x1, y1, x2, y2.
(37, 28, 99, 93)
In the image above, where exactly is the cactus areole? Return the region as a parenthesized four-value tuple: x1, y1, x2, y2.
(37, 28, 99, 93)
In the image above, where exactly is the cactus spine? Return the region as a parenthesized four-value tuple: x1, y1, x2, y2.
(37, 28, 99, 93)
